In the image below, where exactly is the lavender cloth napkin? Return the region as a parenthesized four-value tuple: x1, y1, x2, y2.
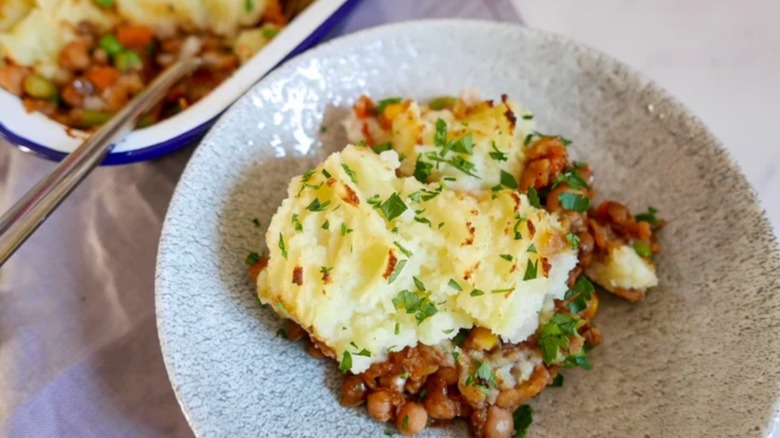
(0, 1, 519, 436)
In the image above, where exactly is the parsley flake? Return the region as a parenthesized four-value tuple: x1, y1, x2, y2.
(244, 0, 254, 12)
(278, 233, 287, 258)
(339, 351, 352, 373)
(521, 113, 534, 120)
(306, 198, 331, 212)
(379, 193, 408, 221)
(549, 374, 564, 388)
(340, 223, 353, 235)
(552, 170, 590, 190)
(450, 133, 474, 154)
(523, 259, 538, 281)
(373, 142, 392, 153)
(565, 232, 580, 250)
(500, 254, 513, 262)
(321, 220, 330, 230)
(245, 251, 260, 265)
(565, 276, 594, 314)
(489, 141, 508, 161)
(394, 241, 413, 257)
(434, 118, 447, 148)
(448, 279, 462, 291)
(413, 157, 433, 183)
(491, 287, 513, 294)
(527, 187, 541, 208)
(394, 322, 400, 335)
(558, 192, 590, 212)
(376, 97, 402, 114)
(513, 405, 533, 438)
(392, 288, 438, 324)
(388, 259, 407, 284)
(500, 170, 518, 189)
(341, 164, 358, 184)
(252, 218, 261, 228)
(635, 206, 659, 224)
(470, 289, 485, 297)
(527, 243, 537, 253)
(633, 241, 653, 258)
(413, 276, 426, 292)
(429, 96, 457, 110)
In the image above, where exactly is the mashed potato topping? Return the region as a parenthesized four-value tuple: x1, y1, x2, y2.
(585, 244, 658, 293)
(257, 145, 577, 373)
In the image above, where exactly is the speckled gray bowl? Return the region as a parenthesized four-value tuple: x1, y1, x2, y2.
(155, 20, 780, 437)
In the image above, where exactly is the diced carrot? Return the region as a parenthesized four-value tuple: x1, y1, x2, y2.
(353, 95, 375, 119)
(86, 66, 120, 90)
(116, 25, 154, 48)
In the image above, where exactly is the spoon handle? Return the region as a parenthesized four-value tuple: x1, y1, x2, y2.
(0, 57, 201, 267)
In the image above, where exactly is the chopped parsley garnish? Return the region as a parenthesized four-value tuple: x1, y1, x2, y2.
(452, 351, 461, 362)
(552, 170, 590, 190)
(245, 251, 260, 265)
(373, 142, 393, 153)
(414, 216, 432, 227)
(413, 157, 433, 183)
(533, 130, 572, 146)
(394, 322, 400, 335)
(384, 429, 396, 436)
(276, 301, 289, 314)
(429, 96, 457, 110)
(291, 214, 303, 231)
(563, 351, 593, 370)
(465, 361, 497, 393)
(376, 97, 403, 114)
(527, 187, 541, 208)
(500, 170, 518, 189)
(564, 276, 594, 314)
(276, 327, 287, 338)
(408, 191, 421, 202)
(448, 279, 462, 291)
(306, 198, 331, 212)
(635, 206, 659, 224)
(379, 193, 408, 221)
(367, 194, 382, 208)
(413, 276, 426, 292)
(252, 218, 261, 228)
(512, 214, 527, 240)
(512, 405, 533, 438)
(356, 139, 366, 147)
(94, 0, 115, 7)
(523, 259, 538, 281)
(452, 330, 468, 347)
(402, 415, 409, 430)
(558, 192, 590, 212)
(538, 313, 579, 365)
(434, 118, 448, 147)
(392, 289, 438, 324)
(339, 351, 352, 373)
(527, 243, 537, 253)
(321, 220, 330, 230)
(340, 223, 353, 235)
(300, 169, 315, 184)
(278, 233, 287, 258)
(394, 241, 413, 257)
(523, 133, 535, 146)
(320, 266, 333, 274)
(341, 164, 358, 184)
(322, 168, 332, 178)
(388, 259, 407, 284)
(244, 0, 254, 12)
(549, 374, 564, 387)
(450, 133, 474, 155)
(354, 348, 371, 357)
(420, 185, 443, 201)
(489, 141, 508, 161)
(521, 113, 534, 120)
(500, 254, 513, 262)
(491, 287, 513, 294)
(633, 241, 653, 258)
(320, 125, 328, 133)
(425, 153, 480, 178)
(565, 232, 580, 250)
(470, 289, 485, 297)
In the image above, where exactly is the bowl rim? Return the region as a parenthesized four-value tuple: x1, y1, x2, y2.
(0, 0, 362, 166)
(155, 18, 780, 436)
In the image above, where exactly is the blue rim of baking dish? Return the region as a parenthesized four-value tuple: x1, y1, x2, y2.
(0, 0, 362, 166)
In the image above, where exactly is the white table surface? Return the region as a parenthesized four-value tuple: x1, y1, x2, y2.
(513, 0, 780, 237)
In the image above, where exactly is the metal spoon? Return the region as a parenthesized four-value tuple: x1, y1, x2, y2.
(0, 57, 201, 266)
